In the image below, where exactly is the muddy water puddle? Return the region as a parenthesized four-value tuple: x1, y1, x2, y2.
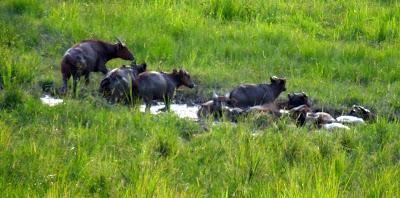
(140, 103, 200, 120)
(39, 95, 200, 119)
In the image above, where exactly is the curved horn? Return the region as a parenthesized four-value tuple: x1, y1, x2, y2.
(212, 91, 218, 99)
(116, 37, 122, 44)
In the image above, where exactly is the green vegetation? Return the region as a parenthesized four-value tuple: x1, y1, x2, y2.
(1, 0, 400, 196)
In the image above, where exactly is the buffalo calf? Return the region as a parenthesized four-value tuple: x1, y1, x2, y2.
(99, 62, 147, 103)
(133, 69, 195, 112)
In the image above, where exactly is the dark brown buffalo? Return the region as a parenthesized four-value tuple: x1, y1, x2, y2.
(289, 105, 311, 126)
(60, 39, 135, 94)
(276, 92, 311, 109)
(99, 62, 147, 103)
(287, 92, 310, 109)
(133, 69, 195, 111)
(197, 93, 228, 120)
(228, 76, 286, 108)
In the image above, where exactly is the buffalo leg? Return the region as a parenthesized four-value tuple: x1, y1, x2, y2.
(99, 66, 108, 75)
(145, 103, 151, 112)
(72, 75, 79, 96)
(84, 73, 90, 86)
(60, 60, 73, 94)
(162, 95, 171, 112)
(143, 97, 152, 112)
(60, 72, 71, 94)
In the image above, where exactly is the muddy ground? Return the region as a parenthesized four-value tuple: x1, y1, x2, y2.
(37, 80, 400, 122)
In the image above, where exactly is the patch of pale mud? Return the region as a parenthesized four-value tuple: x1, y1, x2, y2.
(140, 103, 200, 120)
(40, 95, 63, 107)
(321, 123, 350, 131)
(336, 115, 365, 124)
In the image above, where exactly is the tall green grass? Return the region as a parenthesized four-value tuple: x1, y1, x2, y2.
(1, 0, 400, 196)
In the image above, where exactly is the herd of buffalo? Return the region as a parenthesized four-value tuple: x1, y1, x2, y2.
(2, 39, 376, 130)
(59, 39, 376, 130)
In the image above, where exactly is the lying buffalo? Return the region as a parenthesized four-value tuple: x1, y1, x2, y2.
(197, 93, 228, 120)
(289, 104, 311, 126)
(275, 92, 310, 109)
(228, 76, 286, 108)
(60, 39, 135, 94)
(99, 62, 147, 103)
(306, 111, 336, 126)
(287, 92, 310, 109)
(133, 69, 195, 112)
(348, 105, 375, 121)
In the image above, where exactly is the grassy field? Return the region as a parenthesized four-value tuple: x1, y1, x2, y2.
(1, 0, 400, 197)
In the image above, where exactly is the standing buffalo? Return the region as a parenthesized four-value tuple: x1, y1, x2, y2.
(133, 69, 195, 112)
(99, 62, 147, 103)
(60, 39, 135, 94)
(228, 76, 287, 108)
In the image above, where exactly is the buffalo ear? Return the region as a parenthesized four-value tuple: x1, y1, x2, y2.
(302, 92, 308, 98)
(288, 93, 293, 99)
(270, 76, 277, 83)
(172, 69, 178, 74)
(142, 63, 147, 70)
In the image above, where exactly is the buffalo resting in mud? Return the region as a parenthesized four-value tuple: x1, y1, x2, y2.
(99, 62, 147, 103)
(133, 68, 195, 112)
(60, 39, 135, 94)
(348, 105, 376, 121)
(228, 76, 286, 108)
(287, 92, 310, 109)
(197, 93, 229, 120)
